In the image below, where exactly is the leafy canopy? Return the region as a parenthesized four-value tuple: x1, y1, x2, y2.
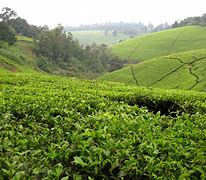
(0, 21, 16, 45)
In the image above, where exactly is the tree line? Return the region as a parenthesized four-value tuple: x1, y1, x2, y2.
(0, 7, 43, 45)
(65, 22, 171, 36)
(35, 24, 125, 77)
(172, 14, 206, 28)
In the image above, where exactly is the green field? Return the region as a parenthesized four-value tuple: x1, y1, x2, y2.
(98, 49, 206, 91)
(111, 26, 206, 61)
(70, 30, 132, 45)
(1, 71, 206, 179)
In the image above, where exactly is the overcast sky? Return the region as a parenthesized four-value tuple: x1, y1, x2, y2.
(1, 0, 206, 28)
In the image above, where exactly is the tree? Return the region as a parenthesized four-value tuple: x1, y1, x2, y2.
(0, 21, 16, 45)
(8, 17, 40, 37)
(172, 21, 179, 28)
(36, 25, 126, 77)
(36, 24, 79, 62)
(200, 14, 206, 26)
(147, 22, 154, 32)
(0, 7, 17, 22)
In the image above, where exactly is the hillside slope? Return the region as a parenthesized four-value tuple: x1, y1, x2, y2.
(0, 36, 38, 74)
(0, 34, 129, 79)
(98, 49, 206, 92)
(111, 26, 206, 61)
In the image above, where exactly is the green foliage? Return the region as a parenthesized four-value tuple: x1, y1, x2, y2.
(0, 38, 40, 73)
(0, 7, 42, 38)
(0, 72, 206, 179)
(36, 56, 51, 73)
(36, 25, 77, 62)
(0, 40, 9, 48)
(0, 7, 17, 22)
(8, 17, 40, 38)
(16, 35, 33, 42)
(98, 49, 206, 92)
(0, 21, 16, 45)
(35, 26, 126, 78)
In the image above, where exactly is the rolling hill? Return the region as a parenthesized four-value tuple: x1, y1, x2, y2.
(111, 26, 206, 61)
(98, 49, 206, 92)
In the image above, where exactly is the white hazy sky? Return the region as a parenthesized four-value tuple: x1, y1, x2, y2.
(1, 0, 206, 27)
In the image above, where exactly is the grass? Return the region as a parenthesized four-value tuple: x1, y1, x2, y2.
(0, 38, 41, 73)
(16, 36, 33, 42)
(111, 26, 206, 61)
(70, 30, 133, 45)
(98, 49, 206, 92)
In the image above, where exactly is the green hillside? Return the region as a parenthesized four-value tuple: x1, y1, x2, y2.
(111, 26, 206, 61)
(71, 30, 132, 45)
(0, 36, 38, 74)
(0, 34, 126, 79)
(1, 72, 206, 179)
(98, 49, 206, 91)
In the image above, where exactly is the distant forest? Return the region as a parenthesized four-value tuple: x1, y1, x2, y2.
(66, 13, 206, 36)
(65, 22, 171, 36)
(172, 13, 206, 28)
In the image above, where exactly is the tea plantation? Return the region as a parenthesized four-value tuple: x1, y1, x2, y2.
(1, 72, 206, 179)
(111, 26, 206, 61)
(98, 49, 206, 91)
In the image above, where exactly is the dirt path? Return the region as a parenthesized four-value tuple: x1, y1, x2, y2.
(130, 66, 139, 86)
(146, 56, 206, 89)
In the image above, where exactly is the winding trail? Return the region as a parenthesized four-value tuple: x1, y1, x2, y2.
(188, 65, 200, 90)
(186, 56, 206, 90)
(147, 56, 206, 89)
(147, 63, 185, 87)
(130, 66, 139, 86)
(167, 27, 190, 54)
(126, 38, 148, 60)
(128, 41, 146, 86)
